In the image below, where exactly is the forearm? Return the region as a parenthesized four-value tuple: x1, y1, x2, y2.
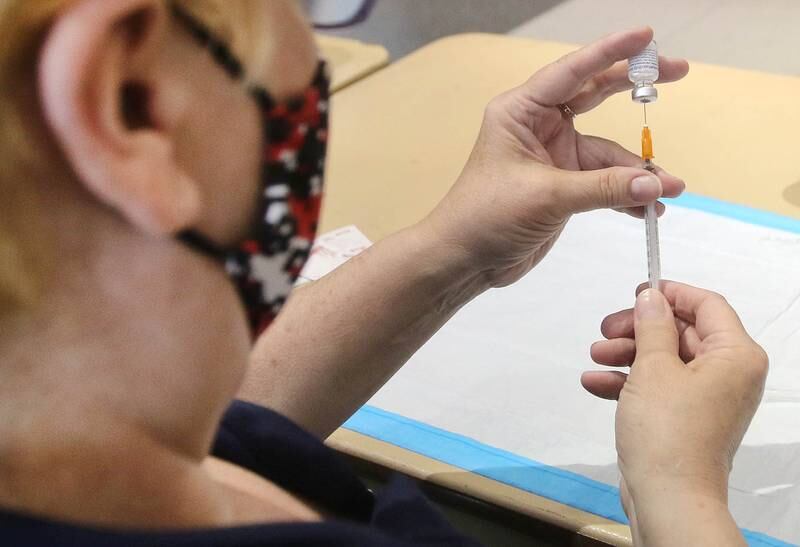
(631, 484, 745, 547)
(238, 221, 487, 438)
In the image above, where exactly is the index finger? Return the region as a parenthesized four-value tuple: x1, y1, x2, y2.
(525, 26, 654, 106)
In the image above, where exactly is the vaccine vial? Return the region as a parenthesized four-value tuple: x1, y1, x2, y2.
(628, 40, 659, 103)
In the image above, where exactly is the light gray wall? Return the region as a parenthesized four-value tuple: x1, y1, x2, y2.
(320, 0, 563, 60)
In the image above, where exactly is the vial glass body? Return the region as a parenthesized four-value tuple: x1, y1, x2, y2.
(628, 40, 659, 103)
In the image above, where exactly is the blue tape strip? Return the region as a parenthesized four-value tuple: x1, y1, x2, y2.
(344, 406, 796, 546)
(344, 406, 626, 522)
(742, 529, 798, 547)
(666, 192, 800, 234)
(343, 194, 800, 546)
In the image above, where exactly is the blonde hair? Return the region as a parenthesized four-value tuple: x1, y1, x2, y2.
(0, 0, 271, 316)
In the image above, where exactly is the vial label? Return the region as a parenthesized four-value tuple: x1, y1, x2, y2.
(629, 49, 659, 77)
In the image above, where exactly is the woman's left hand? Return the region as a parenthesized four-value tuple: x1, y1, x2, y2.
(424, 27, 688, 287)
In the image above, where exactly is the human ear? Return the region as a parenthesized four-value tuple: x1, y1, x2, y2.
(39, 0, 201, 234)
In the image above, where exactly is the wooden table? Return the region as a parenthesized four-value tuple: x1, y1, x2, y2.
(320, 33, 800, 545)
(316, 34, 389, 93)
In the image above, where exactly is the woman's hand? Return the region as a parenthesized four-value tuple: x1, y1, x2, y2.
(583, 282, 767, 546)
(424, 27, 688, 287)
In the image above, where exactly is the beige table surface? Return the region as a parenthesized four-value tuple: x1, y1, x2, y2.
(321, 33, 800, 546)
(316, 34, 389, 93)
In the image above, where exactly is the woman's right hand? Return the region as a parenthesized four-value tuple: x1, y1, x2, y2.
(582, 282, 768, 546)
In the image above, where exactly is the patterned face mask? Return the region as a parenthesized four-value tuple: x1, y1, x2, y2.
(172, 5, 330, 337)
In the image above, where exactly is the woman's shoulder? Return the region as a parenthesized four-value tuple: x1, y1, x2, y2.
(213, 399, 376, 520)
(212, 399, 481, 545)
(0, 400, 481, 547)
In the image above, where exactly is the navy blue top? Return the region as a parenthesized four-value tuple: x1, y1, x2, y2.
(0, 400, 481, 546)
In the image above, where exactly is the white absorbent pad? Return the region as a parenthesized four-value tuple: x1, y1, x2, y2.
(343, 194, 800, 546)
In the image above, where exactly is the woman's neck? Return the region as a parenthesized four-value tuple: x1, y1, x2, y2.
(0, 395, 324, 529)
(0, 218, 252, 527)
(0, 396, 234, 528)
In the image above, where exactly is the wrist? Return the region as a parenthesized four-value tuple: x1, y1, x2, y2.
(629, 481, 742, 547)
(629, 472, 729, 510)
(408, 217, 493, 296)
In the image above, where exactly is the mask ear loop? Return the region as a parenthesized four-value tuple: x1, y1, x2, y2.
(169, 2, 278, 262)
(177, 231, 228, 262)
(170, 2, 332, 337)
(169, 3, 244, 80)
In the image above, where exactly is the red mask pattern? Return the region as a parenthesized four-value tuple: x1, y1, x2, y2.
(173, 5, 329, 337)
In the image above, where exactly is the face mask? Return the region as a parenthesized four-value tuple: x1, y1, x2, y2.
(171, 5, 330, 337)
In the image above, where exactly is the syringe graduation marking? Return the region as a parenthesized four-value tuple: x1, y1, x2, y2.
(642, 127, 660, 290)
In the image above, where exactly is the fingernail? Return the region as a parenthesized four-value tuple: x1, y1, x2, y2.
(635, 289, 670, 319)
(630, 175, 662, 202)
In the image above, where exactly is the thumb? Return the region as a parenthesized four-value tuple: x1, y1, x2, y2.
(556, 166, 662, 214)
(633, 288, 679, 365)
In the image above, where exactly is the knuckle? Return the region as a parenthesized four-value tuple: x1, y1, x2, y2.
(706, 291, 729, 307)
(728, 344, 769, 385)
(636, 348, 674, 368)
(484, 94, 510, 121)
(747, 345, 770, 381)
(554, 51, 582, 82)
(539, 179, 564, 210)
(595, 170, 619, 208)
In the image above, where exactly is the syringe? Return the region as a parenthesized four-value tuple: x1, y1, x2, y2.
(629, 42, 661, 290)
(641, 120, 661, 290)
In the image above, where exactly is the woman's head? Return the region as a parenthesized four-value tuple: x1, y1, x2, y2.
(0, 0, 318, 456)
(0, 0, 316, 314)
